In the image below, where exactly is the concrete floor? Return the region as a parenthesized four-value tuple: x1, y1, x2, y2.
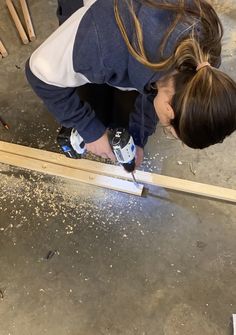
(0, 1, 236, 334)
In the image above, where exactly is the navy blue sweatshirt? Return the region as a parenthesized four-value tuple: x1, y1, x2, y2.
(25, 0, 200, 147)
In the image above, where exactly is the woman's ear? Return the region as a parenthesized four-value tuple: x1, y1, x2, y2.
(166, 103, 175, 120)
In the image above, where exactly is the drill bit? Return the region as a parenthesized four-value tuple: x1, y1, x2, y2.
(131, 171, 140, 188)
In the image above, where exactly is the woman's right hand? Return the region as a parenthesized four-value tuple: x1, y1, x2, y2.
(86, 132, 116, 161)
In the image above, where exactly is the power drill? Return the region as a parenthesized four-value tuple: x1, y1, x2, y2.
(57, 127, 137, 176)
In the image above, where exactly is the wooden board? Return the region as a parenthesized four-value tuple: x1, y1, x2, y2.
(0, 40, 8, 57)
(19, 0, 36, 41)
(0, 141, 131, 178)
(6, 0, 29, 44)
(0, 141, 235, 202)
(0, 150, 143, 196)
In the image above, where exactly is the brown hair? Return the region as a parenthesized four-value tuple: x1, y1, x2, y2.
(114, 0, 236, 149)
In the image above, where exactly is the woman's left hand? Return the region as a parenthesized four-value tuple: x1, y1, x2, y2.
(135, 146, 144, 168)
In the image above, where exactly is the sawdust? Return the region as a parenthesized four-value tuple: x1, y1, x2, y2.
(0, 163, 144, 238)
(222, 32, 236, 63)
(208, 0, 236, 61)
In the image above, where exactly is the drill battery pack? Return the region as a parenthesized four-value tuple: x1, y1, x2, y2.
(57, 127, 81, 159)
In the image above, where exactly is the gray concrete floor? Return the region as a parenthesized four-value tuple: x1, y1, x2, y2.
(0, 1, 236, 334)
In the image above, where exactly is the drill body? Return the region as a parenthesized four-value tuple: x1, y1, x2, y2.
(57, 127, 136, 173)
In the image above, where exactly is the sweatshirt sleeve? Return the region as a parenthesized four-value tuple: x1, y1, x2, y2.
(24, 1, 107, 143)
(129, 93, 158, 148)
(25, 60, 106, 143)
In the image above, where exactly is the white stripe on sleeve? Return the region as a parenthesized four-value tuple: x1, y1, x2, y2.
(30, 0, 98, 88)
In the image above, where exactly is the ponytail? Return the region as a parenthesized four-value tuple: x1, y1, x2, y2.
(114, 0, 223, 70)
(114, 0, 236, 148)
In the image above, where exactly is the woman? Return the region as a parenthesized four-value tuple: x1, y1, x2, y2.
(26, 0, 236, 166)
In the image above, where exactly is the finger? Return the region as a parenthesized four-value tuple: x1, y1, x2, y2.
(135, 157, 143, 169)
(85, 145, 94, 154)
(106, 151, 116, 162)
(135, 161, 141, 168)
(135, 149, 144, 168)
(100, 153, 108, 159)
(135, 158, 142, 168)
